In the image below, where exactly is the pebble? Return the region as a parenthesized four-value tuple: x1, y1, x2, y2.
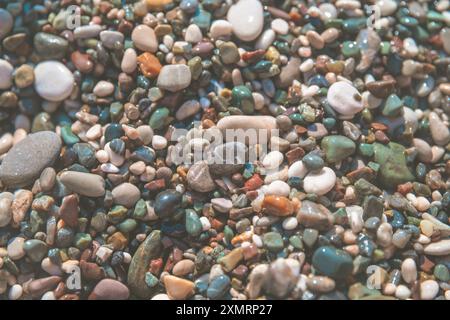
(99, 30, 124, 49)
(60, 171, 105, 197)
(401, 258, 417, 284)
(424, 239, 450, 256)
(157, 64, 192, 92)
(121, 48, 138, 74)
(210, 20, 233, 39)
(217, 116, 277, 138)
(271, 19, 289, 35)
(185, 24, 202, 43)
(0, 131, 61, 188)
(227, 0, 264, 42)
(0, 59, 13, 90)
(0, 9, 13, 40)
(303, 167, 336, 196)
(34, 61, 74, 102)
(7, 237, 26, 260)
(73, 25, 103, 39)
(176, 100, 201, 120)
(429, 112, 450, 146)
(93, 81, 114, 97)
(172, 259, 195, 277)
(164, 275, 195, 300)
(420, 280, 439, 300)
(296, 200, 333, 231)
(0, 197, 12, 227)
(89, 279, 130, 300)
(327, 81, 363, 118)
(312, 246, 353, 279)
(112, 183, 140, 207)
(187, 161, 216, 193)
(132, 25, 158, 52)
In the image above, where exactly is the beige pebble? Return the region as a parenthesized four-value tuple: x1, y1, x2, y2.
(131, 24, 157, 52)
(401, 258, 417, 284)
(420, 280, 439, 300)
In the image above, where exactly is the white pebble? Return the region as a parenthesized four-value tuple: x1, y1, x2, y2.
(303, 167, 336, 196)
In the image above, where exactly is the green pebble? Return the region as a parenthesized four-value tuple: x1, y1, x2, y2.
(185, 209, 202, 237)
(373, 142, 415, 187)
(321, 135, 356, 163)
(342, 41, 360, 57)
(149, 107, 170, 130)
(434, 264, 449, 282)
(231, 85, 254, 115)
(23, 239, 48, 263)
(312, 246, 353, 279)
(61, 125, 79, 145)
(73, 233, 92, 250)
(133, 199, 147, 220)
(117, 218, 138, 233)
(289, 235, 303, 250)
(382, 94, 403, 117)
(263, 232, 284, 252)
(359, 143, 374, 157)
(145, 272, 159, 288)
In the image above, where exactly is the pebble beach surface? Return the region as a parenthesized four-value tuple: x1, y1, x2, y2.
(0, 0, 449, 301)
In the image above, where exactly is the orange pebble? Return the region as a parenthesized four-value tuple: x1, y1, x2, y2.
(137, 52, 162, 78)
(262, 195, 294, 216)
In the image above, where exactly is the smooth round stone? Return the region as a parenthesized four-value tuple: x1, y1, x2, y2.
(288, 161, 308, 179)
(99, 30, 124, 49)
(262, 151, 283, 170)
(401, 258, 417, 284)
(60, 171, 105, 197)
(303, 167, 336, 196)
(424, 239, 450, 256)
(8, 284, 23, 300)
(0, 9, 13, 40)
(0, 197, 12, 227)
(89, 279, 130, 300)
(327, 81, 363, 118)
(34, 61, 74, 102)
(312, 246, 353, 279)
(112, 183, 140, 208)
(0, 59, 13, 90)
(132, 25, 157, 52)
(156, 64, 192, 92)
(420, 280, 439, 300)
(210, 20, 233, 39)
(34, 33, 68, 59)
(282, 216, 298, 230)
(395, 285, 411, 300)
(441, 28, 450, 54)
(154, 189, 182, 218)
(121, 48, 137, 74)
(263, 180, 290, 197)
(319, 3, 337, 21)
(14, 64, 35, 89)
(376, 0, 398, 16)
(173, 259, 195, 277)
(0, 131, 61, 188)
(176, 100, 200, 120)
(302, 154, 324, 171)
(7, 237, 26, 260)
(164, 275, 195, 300)
(434, 264, 450, 282)
(185, 24, 202, 43)
(227, 0, 264, 41)
(93, 80, 114, 97)
(412, 138, 432, 163)
(271, 18, 289, 35)
(73, 25, 103, 39)
(152, 135, 167, 150)
(429, 112, 450, 146)
(255, 29, 276, 51)
(23, 239, 48, 262)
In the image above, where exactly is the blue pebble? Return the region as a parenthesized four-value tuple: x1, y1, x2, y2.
(180, 0, 198, 13)
(207, 275, 231, 300)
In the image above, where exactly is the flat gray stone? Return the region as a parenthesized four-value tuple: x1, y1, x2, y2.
(0, 131, 61, 188)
